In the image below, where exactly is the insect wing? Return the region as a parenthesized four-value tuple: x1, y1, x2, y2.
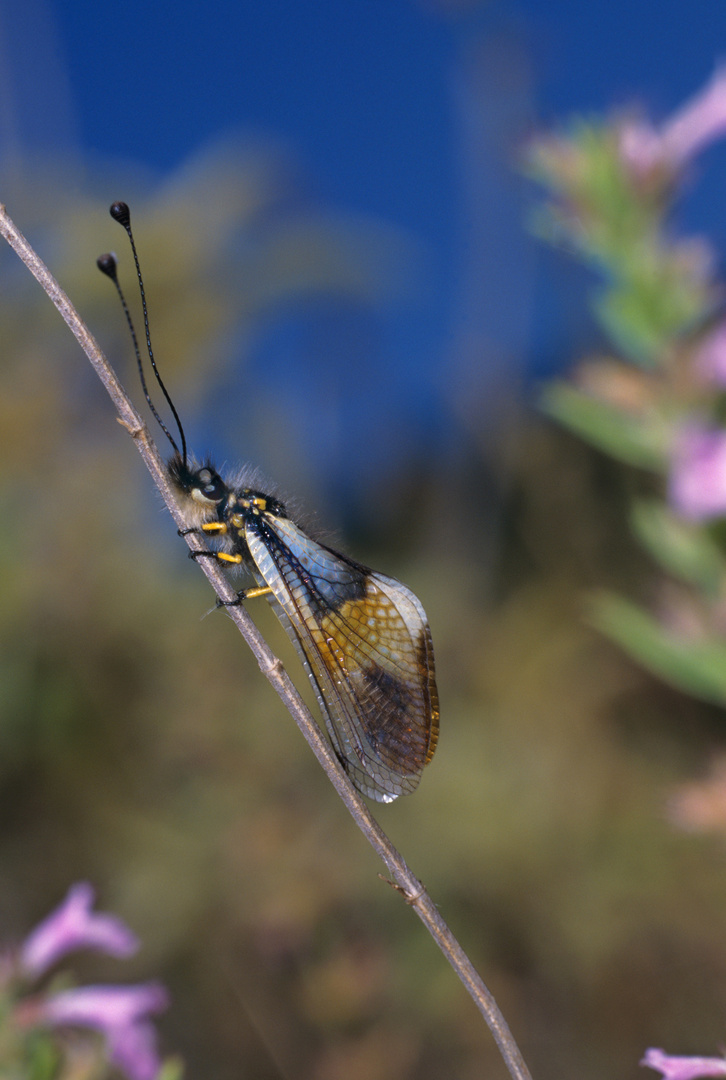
(245, 514, 439, 802)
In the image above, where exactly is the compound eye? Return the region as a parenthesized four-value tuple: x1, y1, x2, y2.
(196, 469, 225, 502)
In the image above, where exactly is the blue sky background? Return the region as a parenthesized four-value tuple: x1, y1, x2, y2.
(3, 0, 726, 506)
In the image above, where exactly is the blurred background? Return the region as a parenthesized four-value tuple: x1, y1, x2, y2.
(3, 1, 726, 1078)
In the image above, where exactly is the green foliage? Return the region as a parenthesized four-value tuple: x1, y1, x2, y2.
(527, 124, 658, 261)
(529, 87, 726, 708)
(541, 381, 667, 468)
(630, 499, 726, 594)
(594, 252, 708, 366)
(591, 591, 726, 706)
(0, 1008, 65, 1080)
(157, 1058, 185, 1080)
(528, 121, 713, 367)
(19, 1032, 62, 1080)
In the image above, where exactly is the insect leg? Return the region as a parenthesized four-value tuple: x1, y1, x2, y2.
(215, 584, 273, 608)
(178, 522, 228, 538)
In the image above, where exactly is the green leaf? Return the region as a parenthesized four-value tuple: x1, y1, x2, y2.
(595, 269, 707, 369)
(595, 286, 668, 368)
(630, 500, 726, 594)
(590, 592, 726, 706)
(25, 1030, 62, 1080)
(541, 382, 667, 469)
(158, 1057, 186, 1080)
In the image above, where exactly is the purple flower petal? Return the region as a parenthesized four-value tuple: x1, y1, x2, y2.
(108, 1020, 165, 1080)
(695, 322, 726, 386)
(669, 425, 726, 521)
(20, 883, 139, 979)
(619, 120, 665, 177)
(658, 69, 726, 169)
(620, 69, 726, 177)
(42, 982, 168, 1030)
(41, 982, 169, 1080)
(642, 1047, 726, 1079)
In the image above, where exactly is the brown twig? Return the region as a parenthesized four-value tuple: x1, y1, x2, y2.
(0, 203, 533, 1080)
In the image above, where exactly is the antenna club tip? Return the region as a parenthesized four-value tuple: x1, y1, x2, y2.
(109, 201, 131, 227)
(96, 252, 118, 279)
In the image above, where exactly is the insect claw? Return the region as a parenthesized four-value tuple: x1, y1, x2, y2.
(215, 592, 243, 609)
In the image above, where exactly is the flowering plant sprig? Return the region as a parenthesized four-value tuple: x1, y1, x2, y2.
(527, 69, 726, 706)
(0, 883, 180, 1080)
(642, 1047, 726, 1080)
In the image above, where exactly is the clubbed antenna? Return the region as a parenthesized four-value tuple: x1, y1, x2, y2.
(97, 201, 187, 465)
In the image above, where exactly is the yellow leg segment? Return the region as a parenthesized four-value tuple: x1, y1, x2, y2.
(242, 585, 273, 600)
(215, 583, 273, 608)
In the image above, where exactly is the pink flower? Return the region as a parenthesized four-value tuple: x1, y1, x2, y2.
(41, 982, 169, 1080)
(669, 425, 726, 521)
(20, 883, 138, 979)
(694, 322, 726, 385)
(620, 68, 726, 177)
(642, 1047, 726, 1079)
